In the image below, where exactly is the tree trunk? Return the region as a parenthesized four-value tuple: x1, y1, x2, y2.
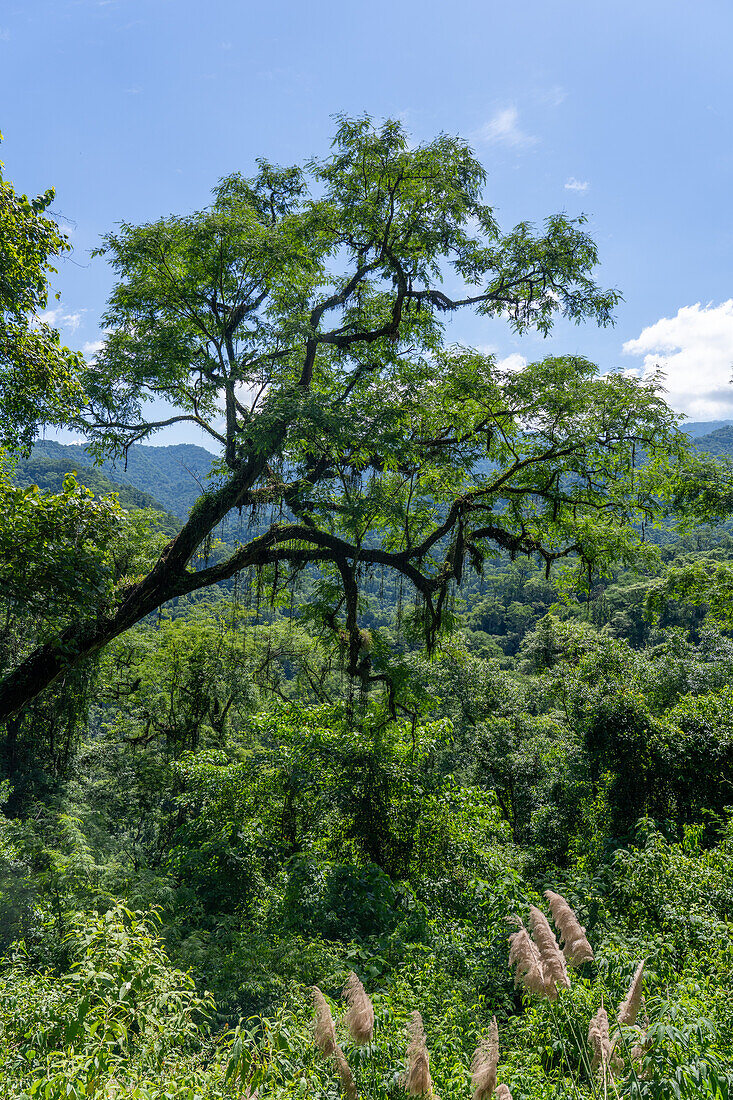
(0, 447, 274, 724)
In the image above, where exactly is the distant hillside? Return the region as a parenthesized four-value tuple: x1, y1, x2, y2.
(28, 441, 217, 519)
(683, 420, 733, 438)
(20, 422, 733, 532)
(12, 454, 180, 536)
(693, 425, 733, 460)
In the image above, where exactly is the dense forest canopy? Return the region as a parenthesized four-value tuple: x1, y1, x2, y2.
(0, 116, 727, 726)
(4, 118, 733, 1100)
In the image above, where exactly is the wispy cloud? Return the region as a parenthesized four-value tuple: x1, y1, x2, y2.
(82, 339, 105, 360)
(39, 308, 83, 333)
(474, 106, 535, 148)
(54, 215, 77, 237)
(623, 300, 733, 418)
(539, 85, 566, 108)
(565, 176, 589, 193)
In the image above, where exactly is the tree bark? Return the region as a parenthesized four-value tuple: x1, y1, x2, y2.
(0, 442, 277, 723)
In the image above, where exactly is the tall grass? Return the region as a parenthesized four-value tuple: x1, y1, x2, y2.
(308, 888, 649, 1099)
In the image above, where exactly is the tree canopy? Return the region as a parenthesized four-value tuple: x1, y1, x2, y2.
(0, 134, 82, 452)
(0, 115, 721, 723)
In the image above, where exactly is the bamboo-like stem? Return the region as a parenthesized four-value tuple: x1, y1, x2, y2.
(556, 995, 602, 1100)
(546, 998, 586, 1100)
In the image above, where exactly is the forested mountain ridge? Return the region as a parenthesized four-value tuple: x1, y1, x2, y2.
(683, 419, 733, 437)
(15, 417, 731, 526)
(11, 450, 180, 535)
(692, 423, 733, 458)
(20, 439, 216, 519)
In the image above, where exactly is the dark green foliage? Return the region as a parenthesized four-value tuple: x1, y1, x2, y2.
(0, 136, 85, 452)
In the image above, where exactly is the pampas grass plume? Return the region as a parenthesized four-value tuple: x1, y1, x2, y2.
(543, 890, 594, 966)
(589, 1004, 622, 1077)
(618, 961, 645, 1027)
(588, 1005, 611, 1072)
(528, 906, 571, 994)
(471, 1015, 498, 1100)
(343, 970, 375, 1045)
(629, 1030, 649, 1066)
(312, 986, 337, 1056)
(508, 923, 550, 998)
(405, 1010, 433, 1097)
(334, 1044, 358, 1100)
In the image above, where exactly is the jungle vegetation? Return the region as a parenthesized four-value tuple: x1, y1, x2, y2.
(3, 118, 733, 1100)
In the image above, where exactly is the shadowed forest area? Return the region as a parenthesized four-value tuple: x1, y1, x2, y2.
(4, 115, 733, 1100)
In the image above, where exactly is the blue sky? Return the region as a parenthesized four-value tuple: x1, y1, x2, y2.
(2, 0, 732, 447)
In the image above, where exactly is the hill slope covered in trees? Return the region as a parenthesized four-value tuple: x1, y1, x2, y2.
(20, 439, 216, 519)
(17, 417, 732, 523)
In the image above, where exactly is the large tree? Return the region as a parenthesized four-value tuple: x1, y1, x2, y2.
(0, 116, 714, 721)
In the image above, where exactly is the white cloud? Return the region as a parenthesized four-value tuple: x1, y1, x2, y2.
(82, 339, 105, 360)
(471, 345, 528, 373)
(496, 352, 528, 373)
(474, 106, 534, 148)
(39, 308, 82, 333)
(564, 176, 589, 192)
(544, 85, 567, 108)
(623, 300, 733, 418)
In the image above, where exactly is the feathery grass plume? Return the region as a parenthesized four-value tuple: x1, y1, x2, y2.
(471, 1015, 499, 1100)
(343, 970, 375, 1045)
(405, 1010, 433, 1097)
(495, 1087, 513, 1100)
(508, 923, 550, 998)
(543, 890, 594, 966)
(312, 986, 337, 1056)
(528, 906, 571, 995)
(334, 1044, 358, 1100)
(588, 1005, 622, 1077)
(618, 961, 645, 1027)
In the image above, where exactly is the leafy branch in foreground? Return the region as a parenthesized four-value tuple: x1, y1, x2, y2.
(0, 115, 725, 725)
(0, 132, 83, 452)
